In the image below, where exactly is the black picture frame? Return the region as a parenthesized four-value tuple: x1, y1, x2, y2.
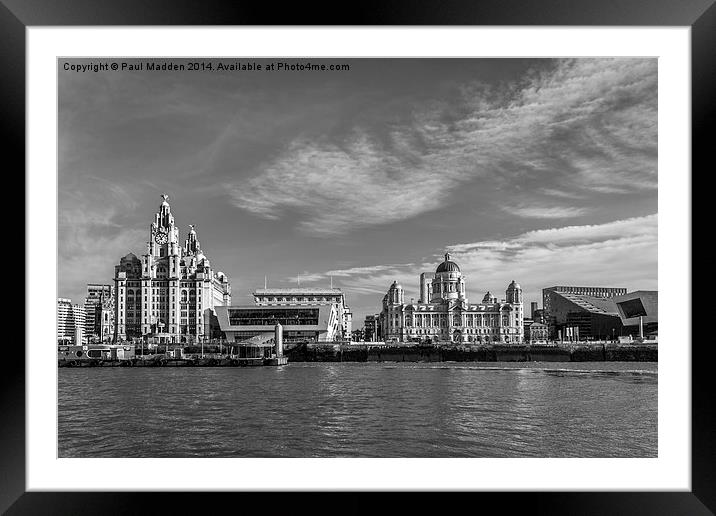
(5, 1, 711, 513)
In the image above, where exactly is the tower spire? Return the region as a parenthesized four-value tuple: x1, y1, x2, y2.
(184, 224, 201, 255)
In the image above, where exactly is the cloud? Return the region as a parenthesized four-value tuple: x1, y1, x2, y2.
(507, 205, 590, 219)
(227, 58, 657, 236)
(288, 264, 412, 288)
(297, 214, 657, 318)
(537, 188, 587, 199)
(58, 180, 147, 303)
(443, 214, 657, 306)
(226, 132, 452, 236)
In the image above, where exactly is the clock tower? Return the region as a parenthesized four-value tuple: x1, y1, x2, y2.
(113, 194, 231, 343)
(140, 194, 182, 337)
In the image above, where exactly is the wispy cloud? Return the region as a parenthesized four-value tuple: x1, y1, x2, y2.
(296, 215, 657, 314)
(226, 132, 452, 236)
(58, 180, 147, 303)
(289, 264, 411, 286)
(227, 58, 657, 236)
(538, 188, 587, 200)
(507, 204, 590, 219)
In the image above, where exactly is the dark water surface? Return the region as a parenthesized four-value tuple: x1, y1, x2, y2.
(58, 362, 657, 458)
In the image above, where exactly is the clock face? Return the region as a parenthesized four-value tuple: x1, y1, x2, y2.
(154, 228, 168, 245)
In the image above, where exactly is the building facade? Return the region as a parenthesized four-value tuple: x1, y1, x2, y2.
(363, 314, 381, 342)
(543, 289, 633, 341)
(214, 304, 343, 343)
(613, 290, 658, 339)
(57, 298, 86, 345)
(113, 195, 231, 343)
(253, 288, 352, 340)
(542, 286, 627, 339)
(83, 284, 114, 341)
(542, 286, 627, 317)
(379, 253, 524, 344)
(524, 319, 549, 343)
(97, 294, 115, 342)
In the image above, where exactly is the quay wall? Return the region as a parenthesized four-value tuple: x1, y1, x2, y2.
(285, 343, 657, 363)
(58, 343, 657, 367)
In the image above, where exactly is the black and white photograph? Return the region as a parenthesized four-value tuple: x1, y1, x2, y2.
(56, 56, 660, 459)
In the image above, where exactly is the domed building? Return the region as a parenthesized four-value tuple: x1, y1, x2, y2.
(380, 253, 524, 344)
(113, 195, 231, 343)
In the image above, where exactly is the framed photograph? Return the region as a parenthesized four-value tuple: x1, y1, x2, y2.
(8, 0, 712, 513)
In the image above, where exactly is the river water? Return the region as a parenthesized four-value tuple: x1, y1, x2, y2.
(58, 362, 657, 458)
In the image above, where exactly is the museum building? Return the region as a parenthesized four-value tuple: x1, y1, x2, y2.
(379, 253, 524, 344)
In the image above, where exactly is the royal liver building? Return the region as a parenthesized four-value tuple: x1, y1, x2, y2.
(380, 253, 524, 344)
(113, 195, 231, 343)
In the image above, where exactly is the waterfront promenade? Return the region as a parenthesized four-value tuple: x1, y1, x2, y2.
(285, 341, 657, 363)
(58, 341, 657, 367)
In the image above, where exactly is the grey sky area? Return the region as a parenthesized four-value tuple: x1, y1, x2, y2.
(58, 58, 657, 324)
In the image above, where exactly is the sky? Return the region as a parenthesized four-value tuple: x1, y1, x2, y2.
(58, 57, 658, 325)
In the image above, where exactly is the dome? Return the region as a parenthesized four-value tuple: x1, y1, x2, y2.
(507, 280, 521, 290)
(390, 280, 403, 290)
(436, 252, 460, 273)
(482, 291, 497, 303)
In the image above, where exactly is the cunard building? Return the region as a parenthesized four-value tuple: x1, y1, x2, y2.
(113, 195, 231, 343)
(380, 253, 524, 344)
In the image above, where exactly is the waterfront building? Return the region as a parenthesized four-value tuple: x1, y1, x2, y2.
(543, 286, 627, 340)
(613, 291, 658, 340)
(113, 195, 231, 343)
(213, 304, 343, 343)
(543, 286, 626, 317)
(543, 289, 636, 341)
(252, 287, 352, 340)
(57, 298, 74, 342)
(524, 319, 549, 343)
(379, 253, 524, 344)
(363, 314, 381, 342)
(97, 293, 115, 342)
(57, 298, 86, 345)
(83, 284, 114, 341)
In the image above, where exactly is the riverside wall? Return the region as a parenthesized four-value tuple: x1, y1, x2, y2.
(57, 342, 657, 367)
(284, 343, 657, 363)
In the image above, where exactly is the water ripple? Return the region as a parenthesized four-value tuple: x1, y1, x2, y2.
(59, 362, 657, 458)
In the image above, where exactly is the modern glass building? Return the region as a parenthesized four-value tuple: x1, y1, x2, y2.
(252, 287, 352, 339)
(542, 289, 640, 340)
(213, 304, 342, 343)
(613, 291, 658, 338)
